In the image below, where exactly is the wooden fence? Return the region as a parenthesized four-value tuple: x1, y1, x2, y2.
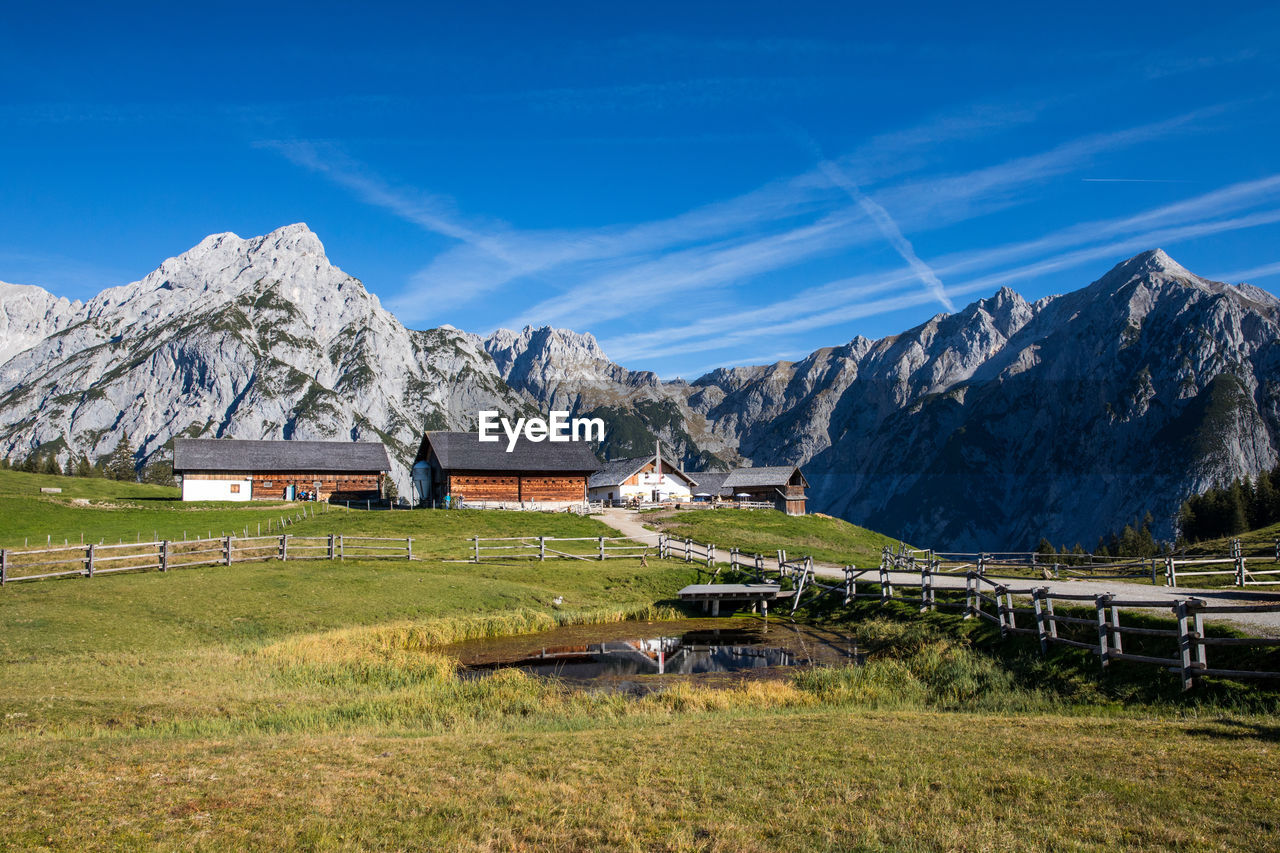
(470, 535, 651, 562)
(0, 534, 414, 585)
(652, 534, 1280, 690)
(1163, 539, 1280, 587)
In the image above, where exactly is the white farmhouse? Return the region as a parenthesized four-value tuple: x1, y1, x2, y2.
(587, 450, 698, 505)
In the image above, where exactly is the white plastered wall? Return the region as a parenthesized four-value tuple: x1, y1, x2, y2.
(181, 477, 252, 502)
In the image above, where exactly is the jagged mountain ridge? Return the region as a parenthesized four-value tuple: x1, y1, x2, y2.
(2, 226, 1277, 549)
(480, 250, 1280, 548)
(0, 225, 530, 488)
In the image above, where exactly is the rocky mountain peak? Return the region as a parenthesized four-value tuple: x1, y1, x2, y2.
(1095, 248, 1203, 293)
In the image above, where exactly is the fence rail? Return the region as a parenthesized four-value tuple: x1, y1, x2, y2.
(470, 535, 651, 562)
(649, 534, 1280, 690)
(0, 533, 415, 586)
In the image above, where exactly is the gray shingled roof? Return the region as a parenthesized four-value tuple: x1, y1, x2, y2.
(422, 431, 601, 473)
(689, 471, 731, 496)
(173, 439, 391, 472)
(587, 454, 697, 488)
(721, 466, 807, 488)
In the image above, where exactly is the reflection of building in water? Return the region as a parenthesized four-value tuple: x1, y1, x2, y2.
(476, 633, 798, 678)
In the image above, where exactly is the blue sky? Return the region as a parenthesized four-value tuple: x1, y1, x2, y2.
(2, 1, 1279, 377)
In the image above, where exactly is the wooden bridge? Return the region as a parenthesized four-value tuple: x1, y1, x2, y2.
(676, 582, 793, 617)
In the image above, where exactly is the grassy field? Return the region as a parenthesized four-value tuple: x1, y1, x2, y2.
(1188, 521, 1280, 557)
(0, 468, 615, 559)
(3, 482, 1280, 849)
(647, 508, 900, 567)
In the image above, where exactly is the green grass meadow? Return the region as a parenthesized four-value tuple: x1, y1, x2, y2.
(648, 507, 901, 567)
(2, 470, 1279, 850)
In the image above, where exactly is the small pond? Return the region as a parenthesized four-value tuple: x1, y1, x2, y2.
(450, 618, 862, 687)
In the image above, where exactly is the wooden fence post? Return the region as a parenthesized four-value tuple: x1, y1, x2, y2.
(844, 565, 854, 604)
(1109, 602, 1124, 657)
(406, 538, 413, 560)
(1165, 555, 1175, 587)
(599, 536, 605, 561)
(1193, 604, 1207, 672)
(0, 548, 7, 585)
(86, 543, 95, 578)
(224, 535, 233, 566)
(474, 537, 480, 563)
(281, 535, 289, 562)
(919, 560, 930, 613)
(685, 539, 692, 562)
(327, 534, 335, 560)
(1176, 600, 1196, 690)
(1095, 594, 1112, 669)
(160, 540, 169, 572)
(1033, 588, 1048, 654)
(539, 536, 546, 561)
(996, 585, 1008, 636)
(707, 543, 715, 568)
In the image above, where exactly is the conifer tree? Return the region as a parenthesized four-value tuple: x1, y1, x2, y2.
(74, 455, 94, 478)
(103, 437, 137, 482)
(1255, 471, 1277, 529)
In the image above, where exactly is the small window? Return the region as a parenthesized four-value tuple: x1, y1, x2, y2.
(262, 480, 273, 488)
(230, 484, 241, 494)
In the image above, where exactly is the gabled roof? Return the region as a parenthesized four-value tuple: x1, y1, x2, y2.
(173, 439, 391, 473)
(420, 431, 601, 473)
(689, 471, 732, 496)
(587, 454, 697, 488)
(721, 465, 809, 489)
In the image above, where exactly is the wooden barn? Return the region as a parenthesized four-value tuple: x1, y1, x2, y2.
(412, 431, 601, 508)
(587, 449, 698, 505)
(172, 438, 391, 502)
(720, 466, 809, 515)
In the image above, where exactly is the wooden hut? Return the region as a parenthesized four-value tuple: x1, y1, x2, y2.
(720, 466, 809, 515)
(412, 431, 601, 508)
(172, 438, 391, 502)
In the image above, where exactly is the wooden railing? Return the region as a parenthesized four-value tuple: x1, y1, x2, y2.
(1163, 539, 1280, 587)
(0, 534, 414, 585)
(648, 534, 1280, 690)
(470, 535, 650, 562)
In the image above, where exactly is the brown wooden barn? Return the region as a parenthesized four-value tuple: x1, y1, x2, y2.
(411, 431, 601, 508)
(720, 466, 809, 515)
(172, 438, 391, 502)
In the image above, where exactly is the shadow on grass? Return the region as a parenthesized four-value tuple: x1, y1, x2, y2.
(1185, 718, 1280, 741)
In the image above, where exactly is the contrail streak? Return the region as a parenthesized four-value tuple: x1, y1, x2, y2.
(784, 123, 955, 312)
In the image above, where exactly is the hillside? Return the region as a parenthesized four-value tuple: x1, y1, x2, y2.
(1, 486, 1278, 849)
(647, 508, 899, 568)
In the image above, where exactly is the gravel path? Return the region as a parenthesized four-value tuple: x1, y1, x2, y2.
(591, 509, 1280, 634)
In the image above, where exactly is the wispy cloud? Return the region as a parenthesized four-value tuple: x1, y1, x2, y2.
(1081, 178, 1196, 183)
(500, 110, 1223, 332)
(813, 157, 955, 312)
(1214, 260, 1280, 283)
(602, 176, 1280, 365)
(267, 102, 1238, 357)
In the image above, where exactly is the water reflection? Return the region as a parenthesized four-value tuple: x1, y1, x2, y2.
(466, 628, 800, 678)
